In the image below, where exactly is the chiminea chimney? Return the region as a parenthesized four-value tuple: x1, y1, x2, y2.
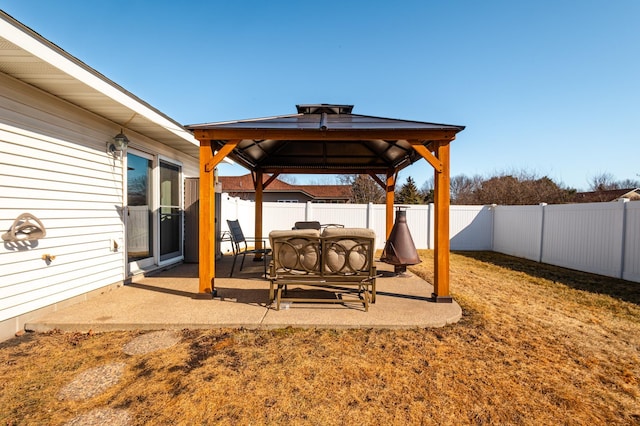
(380, 207, 421, 275)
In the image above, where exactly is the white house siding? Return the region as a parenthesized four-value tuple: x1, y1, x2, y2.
(0, 72, 198, 340)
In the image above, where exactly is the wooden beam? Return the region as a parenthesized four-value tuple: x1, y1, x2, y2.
(263, 172, 280, 189)
(433, 142, 452, 302)
(368, 172, 386, 190)
(385, 171, 397, 239)
(193, 128, 459, 142)
(205, 140, 239, 172)
(261, 167, 392, 175)
(409, 141, 442, 172)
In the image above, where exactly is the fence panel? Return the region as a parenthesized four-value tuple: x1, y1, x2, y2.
(263, 203, 307, 232)
(493, 205, 543, 261)
(542, 202, 625, 278)
(623, 201, 640, 282)
(218, 195, 639, 283)
(308, 203, 369, 228)
(449, 205, 493, 250)
(403, 205, 431, 250)
(370, 205, 387, 249)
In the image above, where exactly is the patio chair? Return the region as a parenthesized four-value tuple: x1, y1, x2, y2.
(226, 220, 271, 278)
(293, 221, 321, 230)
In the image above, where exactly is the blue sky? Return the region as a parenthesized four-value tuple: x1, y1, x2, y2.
(3, 1, 639, 191)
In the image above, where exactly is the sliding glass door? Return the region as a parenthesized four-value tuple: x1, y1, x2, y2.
(127, 152, 154, 269)
(159, 161, 182, 261)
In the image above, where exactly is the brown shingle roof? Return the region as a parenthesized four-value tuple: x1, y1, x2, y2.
(571, 188, 640, 203)
(219, 174, 351, 200)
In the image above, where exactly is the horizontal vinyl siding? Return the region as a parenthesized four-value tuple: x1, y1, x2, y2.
(0, 74, 125, 322)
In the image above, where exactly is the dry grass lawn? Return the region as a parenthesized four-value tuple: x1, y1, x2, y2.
(1, 251, 639, 425)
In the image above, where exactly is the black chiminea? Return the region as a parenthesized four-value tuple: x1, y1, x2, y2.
(380, 207, 421, 275)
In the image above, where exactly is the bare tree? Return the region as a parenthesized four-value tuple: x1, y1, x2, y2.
(339, 174, 385, 204)
(449, 171, 573, 205)
(617, 178, 640, 189)
(450, 174, 483, 204)
(589, 173, 619, 191)
(420, 177, 434, 203)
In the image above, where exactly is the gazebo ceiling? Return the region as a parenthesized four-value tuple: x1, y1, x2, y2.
(186, 104, 465, 174)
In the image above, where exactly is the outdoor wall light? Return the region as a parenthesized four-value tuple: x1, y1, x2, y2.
(107, 129, 129, 156)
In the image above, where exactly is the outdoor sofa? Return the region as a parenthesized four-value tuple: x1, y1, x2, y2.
(268, 227, 377, 311)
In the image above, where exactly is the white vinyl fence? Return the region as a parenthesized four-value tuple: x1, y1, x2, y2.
(219, 195, 640, 283)
(494, 200, 640, 282)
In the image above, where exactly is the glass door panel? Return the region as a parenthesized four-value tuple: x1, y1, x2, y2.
(159, 161, 182, 261)
(127, 153, 153, 265)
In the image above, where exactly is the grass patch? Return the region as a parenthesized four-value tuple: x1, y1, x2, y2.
(1, 251, 639, 425)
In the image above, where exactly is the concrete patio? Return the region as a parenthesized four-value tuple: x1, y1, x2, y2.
(25, 255, 462, 333)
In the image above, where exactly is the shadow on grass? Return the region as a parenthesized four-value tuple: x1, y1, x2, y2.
(454, 251, 640, 306)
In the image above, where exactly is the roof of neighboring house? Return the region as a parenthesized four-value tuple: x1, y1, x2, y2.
(572, 188, 640, 203)
(0, 11, 204, 158)
(219, 174, 351, 200)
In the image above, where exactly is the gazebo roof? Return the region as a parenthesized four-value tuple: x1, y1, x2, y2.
(186, 104, 464, 174)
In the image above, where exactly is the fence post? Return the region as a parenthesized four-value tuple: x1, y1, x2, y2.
(619, 198, 630, 279)
(490, 204, 497, 251)
(538, 203, 547, 263)
(367, 202, 374, 229)
(428, 203, 435, 250)
(305, 201, 312, 221)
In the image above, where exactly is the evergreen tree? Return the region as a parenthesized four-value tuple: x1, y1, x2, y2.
(396, 176, 424, 204)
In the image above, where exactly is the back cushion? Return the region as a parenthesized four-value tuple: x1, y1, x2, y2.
(269, 229, 321, 272)
(321, 228, 375, 274)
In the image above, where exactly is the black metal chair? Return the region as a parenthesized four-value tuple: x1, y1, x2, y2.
(226, 220, 271, 278)
(293, 221, 321, 230)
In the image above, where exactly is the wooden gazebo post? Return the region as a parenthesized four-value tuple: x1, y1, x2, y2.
(432, 141, 452, 302)
(385, 171, 396, 239)
(410, 140, 453, 302)
(197, 138, 238, 297)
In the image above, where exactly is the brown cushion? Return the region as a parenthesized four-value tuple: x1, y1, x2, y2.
(321, 227, 376, 239)
(269, 229, 320, 272)
(322, 228, 375, 273)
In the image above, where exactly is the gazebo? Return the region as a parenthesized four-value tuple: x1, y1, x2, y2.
(186, 104, 464, 302)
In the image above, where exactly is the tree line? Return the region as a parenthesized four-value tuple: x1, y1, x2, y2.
(339, 172, 640, 205)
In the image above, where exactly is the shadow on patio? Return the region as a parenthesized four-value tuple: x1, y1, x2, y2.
(25, 255, 462, 333)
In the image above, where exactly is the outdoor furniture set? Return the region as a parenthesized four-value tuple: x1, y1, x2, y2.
(226, 220, 378, 311)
